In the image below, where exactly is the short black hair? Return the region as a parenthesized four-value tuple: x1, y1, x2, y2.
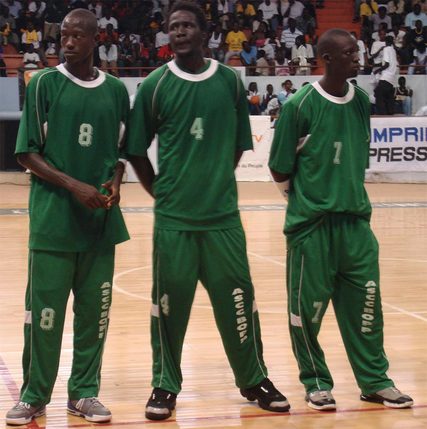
(167, 1, 208, 33)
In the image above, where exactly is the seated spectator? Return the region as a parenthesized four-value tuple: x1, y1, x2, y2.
(247, 81, 262, 115)
(236, 0, 256, 21)
(217, 0, 231, 29)
(394, 75, 413, 115)
(258, 0, 279, 31)
(99, 22, 119, 43)
(154, 23, 169, 49)
(224, 22, 247, 64)
(261, 83, 276, 111)
(118, 35, 139, 76)
(156, 43, 173, 64)
(208, 23, 225, 62)
(263, 30, 281, 61)
(405, 3, 427, 28)
(21, 21, 41, 51)
(360, 0, 379, 29)
(387, 0, 405, 26)
(45, 36, 57, 55)
(88, 0, 103, 20)
(407, 19, 427, 48)
(277, 79, 295, 104)
(251, 9, 265, 32)
(99, 37, 118, 77)
(280, 18, 303, 58)
(281, 0, 305, 28)
(296, 7, 316, 35)
(372, 22, 389, 41)
(119, 29, 140, 45)
(27, 0, 46, 27)
(138, 36, 157, 72)
(2, 0, 21, 19)
(240, 40, 257, 73)
(0, 6, 19, 49)
(388, 23, 406, 50)
(413, 0, 427, 14)
(255, 49, 270, 75)
(98, 8, 118, 30)
(22, 43, 41, 69)
(43, 0, 66, 42)
(371, 5, 392, 31)
(408, 43, 427, 74)
(253, 21, 268, 48)
(274, 48, 290, 75)
(291, 34, 314, 75)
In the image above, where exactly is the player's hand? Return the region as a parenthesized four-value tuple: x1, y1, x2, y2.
(71, 182, 108, 209)
(102, 180, 121, 208)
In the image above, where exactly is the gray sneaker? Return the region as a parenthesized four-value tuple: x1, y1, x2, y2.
(361, 387, 413, 408)
(305, 390, 336, 411)
(67, 397, 112, 422)
(6, 401, 46, 426)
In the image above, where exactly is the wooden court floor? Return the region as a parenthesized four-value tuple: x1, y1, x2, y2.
(1, 181, 426, 429)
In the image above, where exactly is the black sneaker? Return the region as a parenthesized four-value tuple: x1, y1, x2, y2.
(305, 390, 336, 411)
(145, 388, 177, 420)
(240, 378, 290, 412)
(361, 387, 413, 408)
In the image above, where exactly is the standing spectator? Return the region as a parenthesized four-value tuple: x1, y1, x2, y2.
(373, 35, 398, 114)
(127, 0, 290, 421)
(269, 28, 413, 412)
(405, 3, 427, 28)
(370, 28, 387, 72)
(99, 37, 119, 76)
(224, 22, 247, 63)
(280, 18, 303, 58)
(408, 43, 427, 74)
(98, 8, 118, 30)
(5, 8, 129, 426)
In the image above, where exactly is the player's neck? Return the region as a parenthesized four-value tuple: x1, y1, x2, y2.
(64, 59, 97, 81)
(318, 76, 348, 97)
(174, 54, 206, 73)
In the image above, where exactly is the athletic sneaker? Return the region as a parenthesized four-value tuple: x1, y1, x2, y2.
(5, 401, 46, 426)
(305, 390, 336, 411)
(67, 397, 112, 422)
(360, 387, 413, 408)
(240, 378, 290, 412)
(145, 388, 177, 420)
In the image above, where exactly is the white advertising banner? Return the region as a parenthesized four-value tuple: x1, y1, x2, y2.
(367, 116, 427, 173)
(235, 116, 273, 181)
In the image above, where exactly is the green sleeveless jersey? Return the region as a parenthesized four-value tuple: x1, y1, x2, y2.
(269, 81, 372, 244)
(127, 59, 252, 230)
(15, 65, 130, 251)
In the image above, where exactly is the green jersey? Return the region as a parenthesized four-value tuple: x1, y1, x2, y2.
(127, 59, 253, 230)
(269, 81, 372, 244)
(15, 65, 130, 251)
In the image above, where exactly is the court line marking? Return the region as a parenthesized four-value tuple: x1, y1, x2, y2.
(113, 255, 427, 321)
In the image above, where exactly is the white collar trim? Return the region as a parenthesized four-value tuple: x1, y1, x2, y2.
(167, 59, 218, 82)
(56, 64, 106, 88)
(312, 81, 355, 104)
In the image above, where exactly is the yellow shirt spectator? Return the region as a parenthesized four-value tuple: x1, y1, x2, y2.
(236, 2, 256, 16)
(225, 30, 247, 51)
(360, 1, 379, 16)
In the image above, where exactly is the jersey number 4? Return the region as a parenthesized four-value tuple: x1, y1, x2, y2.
(190, 117, 204, 141)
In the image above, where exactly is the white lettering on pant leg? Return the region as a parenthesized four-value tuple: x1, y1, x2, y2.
(361, 281, 377, 334)
(99, 282, 111, 339)
(232, 288, 248, 343)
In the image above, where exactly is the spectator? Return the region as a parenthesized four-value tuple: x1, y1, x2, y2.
(360, 0, 379, 18)
(372, 22, 389, 41)
(224, 22, 247, 63)
(261, 83, 276, 111)
(263, 29, 281, 61)
(2, 0, 21, 19)
(0, 44, 7, 76)
(43, 0, 66, 42)
(45, 36, 57, 55)
(281, 0, 305, 28)
(371, 5, 392, 31)
(296, 7, 316, 34)
(373, 35, 398, 115)
(351, 31, 368, 73)
(21, 21, 42, 51)
(407, 19, 427, 48)
(118, 35, 139, 76)
(277, 79, 295, 104)
(27, 0, 46, 27)
(88, 0, 103, 19)
(236, 0, 257, 19)
(22, 42, 41, 69)
(247, 81, 262, 114)
(265, 96, 281, 117)
(258, 0, 279, 31)
(387, 0, 405, 26)
(370, 28, 387, 72)
(154, 22, 170, 48)
(387, 23, 406, 50)
(99, 37, 118, 77)
(240, 40, 257, 73)
(138, 35, 157, 71)
(405, 3, 427, 28)
(274, 48, 290, 75)
(208, 23, 225, 62)
(98, 8, 118, 30)
(394, 75, 413, 114)
(408, 43, 427, 74)
(280, 18, 303, 58)
(156, 42, 173, 64)
(0, 6, 19, 49)
(255, 48, 270, 75)
(217, 0, 231, 29)
(99, 22, 119, 43)
(291, 34, 314, 75)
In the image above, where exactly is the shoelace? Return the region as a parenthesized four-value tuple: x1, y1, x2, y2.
(15, 402, 31, 410)
(75, 397, 101, 410)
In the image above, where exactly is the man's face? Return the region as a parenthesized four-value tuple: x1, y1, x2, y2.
(60, 16, 96, 65)
(168, 10, 204, 58)
(328, 35, 360, 79)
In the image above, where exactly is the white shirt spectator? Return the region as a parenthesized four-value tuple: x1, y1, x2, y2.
(98, 16, 118, 30)
(23, 51, 40, 68)
(280, 27, 303, 48)
(88, 1, 103, 19)
(155, 31, 170, 48)
(387, 0, 405, 14)
(99, 43, 118, 62)
(370, 40, 386, 65)
(258, 1, 279, 20)
(28, 1, 46, 18)
(281, 0, 304, 19)
(404, 10, 427, 28)
(357, 40, 366, 67)
(371, 13, 392, 31)
(380, 45, 398, 85)
(1, 0, 22, 18)
(21, 30, 42, 49)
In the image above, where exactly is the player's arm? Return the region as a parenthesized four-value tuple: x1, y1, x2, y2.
(128, 155, 155, 197)
(17, 152, 108, 209)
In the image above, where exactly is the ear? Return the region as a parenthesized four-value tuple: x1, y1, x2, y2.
(321, 52, 331, 63)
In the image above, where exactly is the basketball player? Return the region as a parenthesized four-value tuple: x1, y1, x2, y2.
(127, 1, 289, 421)
(6, 9, 129, 426)
(269, 28, 413, 411)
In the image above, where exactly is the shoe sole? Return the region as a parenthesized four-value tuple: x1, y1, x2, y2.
(67, 408, 112, 423)
(6, 408, 45, 425)
(360, 395, 414, 409)
(241, 392, 290, 412)
(145, 405, 176, 421)
(306, 400, 336, 411)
